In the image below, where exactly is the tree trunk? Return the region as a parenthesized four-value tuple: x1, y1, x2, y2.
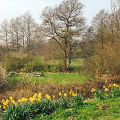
(63, 51, 67, 72)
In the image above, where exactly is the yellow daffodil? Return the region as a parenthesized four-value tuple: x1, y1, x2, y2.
(113, 83, 116, 87)
(38, 93, 42, 99)
(91, 88, 95, 93)
(52, 95, 55, 99)
(116, 84, 118, 88)
(59, 93, 62, 96)
(106, 93, 108, 96)
(11, 100, 16, 104)
(46, 94, 51, 100)
(72, 93, 76, 97)
(104, 88, 109, 91)
(62, 91, 64, 93)
(108, 84, 112, 88)
(9, 97, 13, 101)
(33, 93, 37, 98)
(18, 99, 21, 103)
(3, 106, 5, 109)
(69, 90, 74, 95)
(103, 86, 106, 88)
(29, 97, 36, 102)
(3, 99, 9, 106)
(2, 99, 4, 104)
(64, 93, 67, 97)
(38, 98, 41, 101)
(21, 98, 28, 102)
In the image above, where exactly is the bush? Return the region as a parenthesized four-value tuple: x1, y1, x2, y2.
(0, 64, 6, 92)
(85, 41, 120, 77)
(23, 62, 44, 72)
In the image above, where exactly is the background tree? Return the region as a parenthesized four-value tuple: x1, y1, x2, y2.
(41, 0, 86, 72)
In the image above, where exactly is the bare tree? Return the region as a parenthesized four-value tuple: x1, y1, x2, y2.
(23, 12, 37, 50)
(0, 19, 9, 53)
(41, 0, 86, 72)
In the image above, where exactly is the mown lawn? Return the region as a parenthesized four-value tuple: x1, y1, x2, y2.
(9, 72, 88, 84)
(34, 97, 120, 120)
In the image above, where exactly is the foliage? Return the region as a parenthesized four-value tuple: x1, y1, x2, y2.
(85, 41, 120, 77)
(0, 64, 6, 92)
(91, 83, 120, 100)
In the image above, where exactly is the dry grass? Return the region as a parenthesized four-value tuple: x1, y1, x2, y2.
(0, 75, 120, 102)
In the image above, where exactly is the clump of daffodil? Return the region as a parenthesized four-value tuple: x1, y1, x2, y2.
(91, 88, 95, 93)
(29, 97, 36, 102)
(104, 88, 109, 91)
(69, 90, 73, 95)
(69, 90, 76, 96)
(2, 99, 9, 106)
(46, 94, 51, 100)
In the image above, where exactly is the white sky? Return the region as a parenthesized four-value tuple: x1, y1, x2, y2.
(0, 0, 112, 26)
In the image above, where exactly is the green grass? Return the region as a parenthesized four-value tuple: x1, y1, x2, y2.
(9, 72, 88, 84)
(34, 97, 120, 120)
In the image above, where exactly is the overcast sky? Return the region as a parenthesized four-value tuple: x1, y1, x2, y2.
(0, 0, 112, 26)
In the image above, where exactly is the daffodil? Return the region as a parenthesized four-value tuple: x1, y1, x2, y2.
(64, 93, 67, 97)
(108, 84, 112, 88)
(62, 91, 64, 93)
(104, 88, 109, 91)
(72, 93, 76, 97)
(113, 83, 116, 87)
(29, 97, 36, 102)
(9, 96, 13, 101)
(38, 93, 42, 99)
(91, 88, 95, 93)
(33, 93, 37, 98)
(11, 100, 16, 104)
(52, 95, 55, 99)
(69, 90, 74, 95)
(3, 99, 9, 106)
(3, 106, 5, 109)
(46, 94, 51, 100)
(116, 84, 118, 88)
(59, 93, 62, 96)
(106, 93, 108, 96)
(103, 86, 106, 88)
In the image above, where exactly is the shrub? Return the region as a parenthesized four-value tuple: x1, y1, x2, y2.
(0, 64, 6, 92)
(85, 41, 120, 77)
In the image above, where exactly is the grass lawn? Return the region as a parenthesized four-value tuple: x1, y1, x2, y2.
(9, 72, 88, 84)
(34, 97, 120, 120)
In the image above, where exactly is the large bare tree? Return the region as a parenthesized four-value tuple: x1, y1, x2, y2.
(41, 0, 86, 72)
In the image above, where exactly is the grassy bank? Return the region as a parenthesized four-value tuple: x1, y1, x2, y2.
(34, 97, 120, 120)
